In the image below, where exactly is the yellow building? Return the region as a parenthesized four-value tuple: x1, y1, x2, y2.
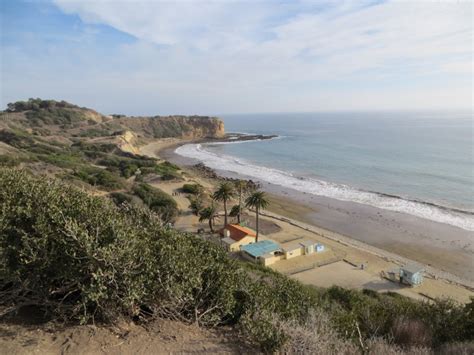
(241, 240, 283, 266)
(259, 252, 285, 266)
(221, 224, 257, 252)
(282, 240, 325, 260)
(282, 243, 303, 259)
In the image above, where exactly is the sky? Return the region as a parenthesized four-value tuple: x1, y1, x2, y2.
(1, 0, 472, 115)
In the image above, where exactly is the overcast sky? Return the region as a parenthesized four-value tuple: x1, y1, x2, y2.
(1, 0, 472, 115)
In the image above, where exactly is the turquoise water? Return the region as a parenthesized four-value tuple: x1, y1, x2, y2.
(176, 111, 474, 230)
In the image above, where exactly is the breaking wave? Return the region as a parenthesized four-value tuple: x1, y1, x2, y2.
(175, 143, 474, 231)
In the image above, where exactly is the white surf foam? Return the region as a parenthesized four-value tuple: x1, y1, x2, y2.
(175, 143, 474, 231)
(206, 135, 283, 146)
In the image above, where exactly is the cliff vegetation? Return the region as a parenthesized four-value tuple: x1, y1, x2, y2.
(0, 169, 473, 353)
(1, 98, 224, 139)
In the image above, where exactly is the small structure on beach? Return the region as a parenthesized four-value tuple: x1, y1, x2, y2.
(221, 224, 256, 252)
(382, 265, 424, 286)
(282, 242, 304, 259)
(400, 265, 424, 286)
(300, 240, 315, 254)
(241, 240, 282, 266)
(282, 241, 325, 260)
(315, 243, 325, 253)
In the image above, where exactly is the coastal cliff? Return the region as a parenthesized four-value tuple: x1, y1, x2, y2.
(113, 115, 225, 139)
(1, 99, 225, 140)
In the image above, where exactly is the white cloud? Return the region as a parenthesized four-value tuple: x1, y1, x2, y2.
(4, 0, 473, 113)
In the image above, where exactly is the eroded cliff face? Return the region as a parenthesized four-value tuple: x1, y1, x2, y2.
(1, 100, 225, 154)
(117, 130, 140, 154)
(114, 115, 225, 139)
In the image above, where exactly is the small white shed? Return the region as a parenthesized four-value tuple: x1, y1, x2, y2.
(300, 240, 315, 255)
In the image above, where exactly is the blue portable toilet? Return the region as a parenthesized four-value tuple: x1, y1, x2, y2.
(400, 265, 424, 286)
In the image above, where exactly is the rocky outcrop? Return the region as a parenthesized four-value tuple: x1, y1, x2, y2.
(116, 130, 140, 154)
(114, 115, 225, 139)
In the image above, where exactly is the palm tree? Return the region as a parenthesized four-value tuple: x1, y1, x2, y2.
(212, 182, 236, 227)
(229, 204, 241, 223)
(234, 180, 248, 224)
(199, 203, 219, 233)
(245, 191, 269, 242)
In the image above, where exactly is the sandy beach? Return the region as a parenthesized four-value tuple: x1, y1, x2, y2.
(140, 139, 474, 302)
(262, 186, 474, 282)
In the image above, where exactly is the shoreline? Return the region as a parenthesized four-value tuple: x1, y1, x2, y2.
(144, 139, 474, 291)
(174, 140, 474, 229)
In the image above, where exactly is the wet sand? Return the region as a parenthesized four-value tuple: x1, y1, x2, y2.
(156, 141, 474, 286)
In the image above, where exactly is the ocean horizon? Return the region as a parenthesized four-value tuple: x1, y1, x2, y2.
(176, 111, 474, 231)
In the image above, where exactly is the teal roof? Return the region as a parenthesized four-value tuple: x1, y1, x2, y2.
(241, 240, 280, 258)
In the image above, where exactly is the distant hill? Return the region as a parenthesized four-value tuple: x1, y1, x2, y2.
(0, 98, 225, 217)
(1, 98, 225, 139)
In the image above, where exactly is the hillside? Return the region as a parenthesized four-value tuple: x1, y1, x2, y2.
(0, 99, 225, 223)
(1, 98, 224, 140)
(1, 168, 474, 354)
(0, 99, 473, 354)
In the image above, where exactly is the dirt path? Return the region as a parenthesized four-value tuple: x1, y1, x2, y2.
(151, 181, 201, 232)
(0, 318, 251, 354)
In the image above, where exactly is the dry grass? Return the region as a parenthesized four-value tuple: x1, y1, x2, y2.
(435, 342, 474, 355)
(273, 310, 359, 354)
(273, 310, 434, 355)
(366, 339, 430, 355)
(391, 317, 432, 348)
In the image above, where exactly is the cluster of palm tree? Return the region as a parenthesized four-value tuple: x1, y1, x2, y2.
(191, 180, 269, 241)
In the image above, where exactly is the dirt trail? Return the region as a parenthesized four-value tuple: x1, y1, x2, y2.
(153, 181, 201, 232)
(0, 318, 251, 354)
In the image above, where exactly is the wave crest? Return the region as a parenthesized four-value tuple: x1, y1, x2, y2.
(175, 143, 474, 231)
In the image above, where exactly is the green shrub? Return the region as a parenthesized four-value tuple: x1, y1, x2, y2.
(25, 108, 87, 126)
(37, 152, 86, 169)
(182, 183, 203, 195)
(6, 98, 79, 113)
(77, 128, 113, 137)
(323, 286, 474, 347)
(0, 168, 240, 325)
(72, 141, 117, 154)
(0, 129, 36, 149)
(147, 161, 181, 180)
(233, 261, 327, 352)
(159, 161, 179, 170)
(0, 169, 472, 353)
(73, 166, 126, 190)
(82, 150, 108, 160)
(0, 155, 21, 167)
(132, 183, 178, 223)
(188, 196, 205, 216)
(160, 172, 180, 181)
(98, 155, 157, 178)
(109, 192, 134, 206)
(27, 143, 61, 155)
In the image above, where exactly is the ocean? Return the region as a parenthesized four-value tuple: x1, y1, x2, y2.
(175, 111, 474, 231)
